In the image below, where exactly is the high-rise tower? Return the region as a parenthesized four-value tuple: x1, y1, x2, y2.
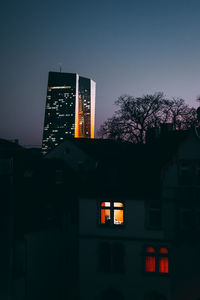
(42, 72, 96, 154)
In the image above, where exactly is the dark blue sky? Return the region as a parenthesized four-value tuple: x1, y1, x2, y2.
(1, 0, 200, 146)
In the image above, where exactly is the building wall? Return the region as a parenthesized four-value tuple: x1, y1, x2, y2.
(25, 230, 67, 300)
(78, 197, 170, 300)
(79, 197, 164, 239)
(79, 238, 171, 300)
(162, 131, 200, 300)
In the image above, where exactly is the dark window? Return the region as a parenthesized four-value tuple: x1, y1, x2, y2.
(145, 246, 169, 274)
(145, 291, 167, 300)
(147, 205, 162, 229)
(55, 169, 63, 184)
(180, 209, 200, 231)
(100, 201, 124, 226)
(178, 160, 193, 185)
(180, 209, 194, 230)
(98, 242, 125, 273)
(99, 289, 124, 300)
(196, 212, 200, 230)
(13, 240, 26, 279)
(112, 243, 125, 273)
(196, 161, 200, 185)
(98, 243, 111, 273)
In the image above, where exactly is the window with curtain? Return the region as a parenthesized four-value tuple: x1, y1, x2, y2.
(145, 246, 169, 274)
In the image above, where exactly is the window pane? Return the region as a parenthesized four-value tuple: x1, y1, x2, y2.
(181, 210, 193, 229)
(101, 202, 110, 207)
(159, 257, 168, 273)
(114, 209, 123, 225)
(112, 243, 125, 273)
(148, 208, 162, 228)
(145, 256, 155, 272)
(101, 209, 111, 224)
(98, 243, 111, 272)
(159, 248, 168, 254)
(179, 161, 193, 185)
(114, 202, 124, 207)
(146, 247, 155, 253)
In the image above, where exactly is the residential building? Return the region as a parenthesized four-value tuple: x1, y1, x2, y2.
(46, 127, 200, 300)
(2, 124, 200, 300)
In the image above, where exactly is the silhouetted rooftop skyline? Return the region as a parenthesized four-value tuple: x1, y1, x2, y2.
(1, 0, 200, 146)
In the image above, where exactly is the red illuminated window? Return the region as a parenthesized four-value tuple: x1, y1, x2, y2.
(145, 247, 156, 272)
(145, 246, 169, 274)
(159, 248, 169, 274)
(100, 201, 124, 226)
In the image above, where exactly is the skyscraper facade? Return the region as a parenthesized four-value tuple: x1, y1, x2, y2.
(42, 72, 96, 154)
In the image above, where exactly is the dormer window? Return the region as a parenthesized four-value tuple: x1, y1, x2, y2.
(100, 202, 124, 226)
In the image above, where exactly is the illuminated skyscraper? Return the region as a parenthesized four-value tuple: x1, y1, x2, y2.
(42, 72, 96, 154)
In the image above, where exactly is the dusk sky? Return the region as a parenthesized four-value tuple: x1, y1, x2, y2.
(1, 0, 200, 146)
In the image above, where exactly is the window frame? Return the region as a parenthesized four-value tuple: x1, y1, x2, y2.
(143, 245, 169, 276)
(178, 159, 193, 186)
(97, 242, 125, 274)
(98, 200, 125, 228)
(145, 201, 162, 230)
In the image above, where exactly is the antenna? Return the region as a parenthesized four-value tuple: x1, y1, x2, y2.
(58, 63, 62, 73)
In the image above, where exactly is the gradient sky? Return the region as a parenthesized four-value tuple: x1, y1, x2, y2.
(1, 0, 200, 146)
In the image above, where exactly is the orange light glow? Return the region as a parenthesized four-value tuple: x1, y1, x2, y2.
(90, 80, 96, 139)
(114, 209, 124, 224)
(100, 201, 124, 225)
(101, 202, 110, 207)
(101, 209, 111, 224)
(74, 75, 79, 138)
(145, 256, 155, 272)
(75, 77, 95, 138)
(114, 202, 124, 207)
(159, 257, 169, 273)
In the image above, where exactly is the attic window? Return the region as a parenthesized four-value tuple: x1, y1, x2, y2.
(100, 202, 124, 226)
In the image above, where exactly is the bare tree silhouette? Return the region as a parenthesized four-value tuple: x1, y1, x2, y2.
(98, 92, 197, 143)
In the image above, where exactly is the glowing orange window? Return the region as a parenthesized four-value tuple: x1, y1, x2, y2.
(159, 248, 169, 274)
(145, 247, 156, 272)
(101, 202, 111, 224)
(114, 202, 124, 225)
(100, 202, 124, 225)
